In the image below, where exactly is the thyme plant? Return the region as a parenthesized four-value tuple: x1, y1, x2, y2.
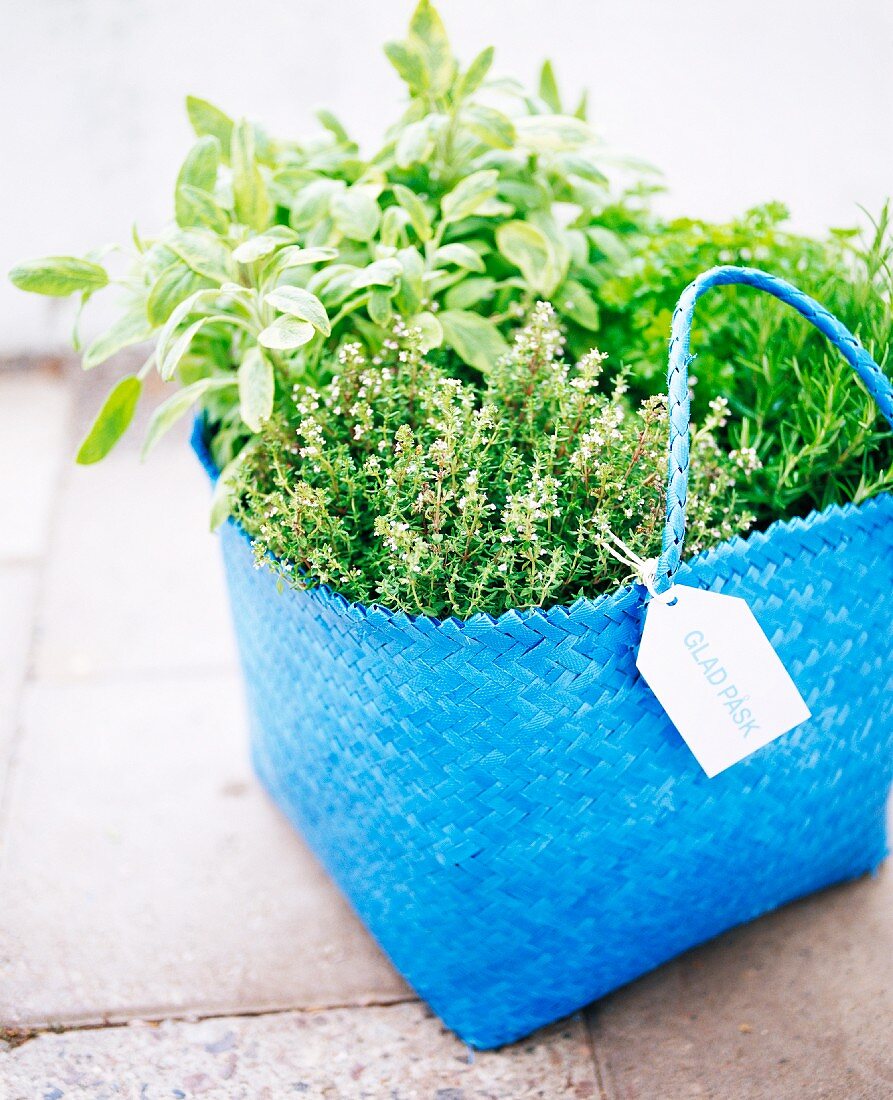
(235, 306, 757, 617)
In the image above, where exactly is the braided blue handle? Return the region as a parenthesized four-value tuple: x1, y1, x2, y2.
(653, 265, 893, 594)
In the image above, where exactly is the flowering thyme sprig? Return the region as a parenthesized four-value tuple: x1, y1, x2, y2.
(235, 306, 757, 617)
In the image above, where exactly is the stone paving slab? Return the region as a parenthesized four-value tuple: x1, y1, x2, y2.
(0, 565, 37, 784)
(0, 367, 72, 564)
(31, 443, 237, 681)
(0, 675, 408, 1028)
(0, 1003, 599, 1099)
(589, 867, 893, 1100)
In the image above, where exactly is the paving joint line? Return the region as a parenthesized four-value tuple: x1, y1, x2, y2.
(584, 1009, 613, 1100)
(1, 994, 422, 1053)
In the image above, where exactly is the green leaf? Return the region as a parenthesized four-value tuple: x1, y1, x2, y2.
(159, 315, 222, 380)
(232, 227, 298, 264)
(395, 247, 424, 314)
(311, 265, 361, 306)
(587, 227, 630, 263)
(438, 309, 509, 373)
(185, 96, 233, 158)
(456, 46, 494, 99)
(395, 120, 435, 170)
(331, 186, 382, 241)
(250, 123, 277, 167)
(391, 184, 432, 241)
(167, 229, 232, 282)
(175, 136, 221, 226)
(380, 205, 411, 248)
(76, 376, 141, 464)
(498, 179, 546, 208)
(83, 310, 154, 370)
(422, 268, 465, 297)
(258, 315, 316, 351)
(408, 0, 454, 95)
(272, 246, 339, 281)
(155, 286, 227, 373)
(496, 220, 557, 294)
(147, 263, 213, 326)
(238, 347, 275, 432)
(291, 179, 344, 230)
(9, 256, 108, 297)
(564, 228, 589, 268)
(434, 243, 486, 272)
(368, 287, 394, 326)
(559, 279, 600, 331)
(231, 118, 272, 231)
(440, 169, 499, 224)
(351, 258, 403, 289)
(281, 246, 340, 266)
(303, 219, 335, 248)
(560, 152, 608, 184)
(514, 114, 592, 153)
(444, 275, 497, 310)
(383, 41, 428, 92)
(528, 210, 571, 289)
(573, 88, 589, 121)
(265, 286, 331, 335)
(209, 442, 258, 531)
(538, 60, 562, 113)
(475, 198, 514, 219)
(461, 105, 516, 149)
(142, 377, 236, 459)
(410, 310, 443, 352)
(351, 314, 389, 349)
(175, 185, 229, 234)
(315, 109, 351, 144)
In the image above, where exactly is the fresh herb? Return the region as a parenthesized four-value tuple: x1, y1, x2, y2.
(596, 202, 893, 521)
(9, 0, 625, 471)
(235, 306, 756, 618)
(7, 0, 890, 616)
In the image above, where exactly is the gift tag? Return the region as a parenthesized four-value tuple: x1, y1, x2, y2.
(636, 584, 811, 778)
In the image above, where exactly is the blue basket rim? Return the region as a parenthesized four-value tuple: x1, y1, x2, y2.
(191, 416, 893, 633)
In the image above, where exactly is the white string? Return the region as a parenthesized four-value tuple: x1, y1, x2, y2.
(599, 529, 660, 600)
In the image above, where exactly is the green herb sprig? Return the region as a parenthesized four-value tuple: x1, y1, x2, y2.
(235, 305, 756, 618)
(9, 0, 624, 474)
(595, 202, 893, 522)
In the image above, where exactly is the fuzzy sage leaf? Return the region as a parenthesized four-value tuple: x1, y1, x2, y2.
(231, 119, 272, 231)
(185, 96, 233, 157)
(265, 286, 331, 336)
(142, 377, 237, 459)
(237, 347, 275, 432)
(258, 316, 316, 351)
(83, 310, 154, 371)
(9, 257, 108, 297)
(76, 376, 142, 464)
(438, 309, 509, 373)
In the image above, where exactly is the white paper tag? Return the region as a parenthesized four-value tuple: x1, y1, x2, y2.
(636, 584, 811, 777)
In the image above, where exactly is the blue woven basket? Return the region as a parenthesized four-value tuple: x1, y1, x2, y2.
(194, 267, 893, 1049)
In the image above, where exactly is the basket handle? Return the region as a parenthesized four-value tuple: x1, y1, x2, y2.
(653, 265, 893, 594)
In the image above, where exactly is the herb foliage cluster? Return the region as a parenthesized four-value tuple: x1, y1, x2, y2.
(238, 305, 756, 616)
(8, 0, 892, 616)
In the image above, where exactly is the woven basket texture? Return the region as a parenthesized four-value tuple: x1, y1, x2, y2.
(191, 267, 893, 1048)
(194, 431, 892, 1049)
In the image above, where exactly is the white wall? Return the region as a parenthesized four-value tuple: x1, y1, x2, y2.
(2, 0, 891, 353)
